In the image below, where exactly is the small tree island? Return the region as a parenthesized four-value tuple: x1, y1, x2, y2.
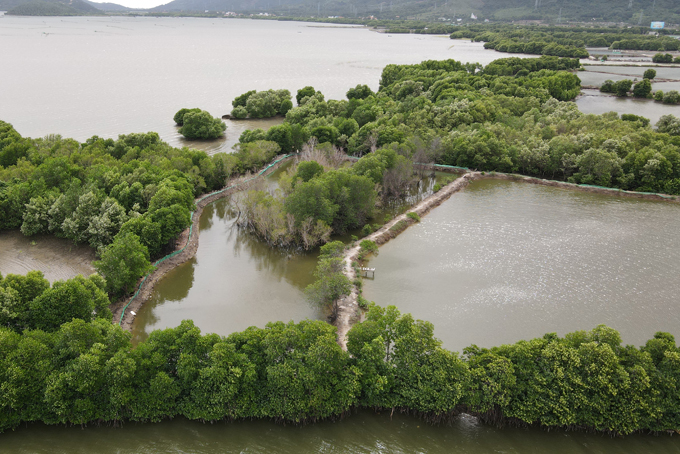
(174, 108, 226, 140)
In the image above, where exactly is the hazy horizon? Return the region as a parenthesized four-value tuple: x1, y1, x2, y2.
(91, 0, 167, 9)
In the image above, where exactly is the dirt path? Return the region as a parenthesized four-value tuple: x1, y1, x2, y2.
(334, 171, 479, 350)
(110, 156, 293, 331)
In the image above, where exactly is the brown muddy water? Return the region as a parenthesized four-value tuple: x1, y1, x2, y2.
(130, 166, 450, 344)
(363, 178, 680, 353)
(3, 410, 679, 454)
(0, 230, 95, 282)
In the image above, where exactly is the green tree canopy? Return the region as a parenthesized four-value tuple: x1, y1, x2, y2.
(178, 110, 226, 140)
(93, 232, 153, 296)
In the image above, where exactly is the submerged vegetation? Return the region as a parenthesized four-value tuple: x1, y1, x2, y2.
(1, 300, 679, 435)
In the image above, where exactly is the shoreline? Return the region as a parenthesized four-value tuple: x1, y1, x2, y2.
(110, 155, 294, 331)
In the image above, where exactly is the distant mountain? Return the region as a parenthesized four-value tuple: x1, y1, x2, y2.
(149, 0, 305, 13)
(148, 0, 679, 25)
(85, 0, 131, 11)
(149, 0, 472, 17)
(4, 0, 104, 15)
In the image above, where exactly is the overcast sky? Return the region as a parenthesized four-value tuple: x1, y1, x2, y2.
(93, 0, 168, 8)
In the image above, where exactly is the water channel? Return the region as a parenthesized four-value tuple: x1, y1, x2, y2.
(3, 410, 679, 453)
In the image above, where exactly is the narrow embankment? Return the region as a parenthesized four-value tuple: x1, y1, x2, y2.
(485, 172, 680, 202)
(111, 155, 293, 331)
(334, 171, 479, 350)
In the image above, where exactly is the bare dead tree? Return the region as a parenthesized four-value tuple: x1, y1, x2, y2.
(296, 138, 347, 170)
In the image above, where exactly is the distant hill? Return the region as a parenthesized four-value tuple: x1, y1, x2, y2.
(148, 0, 679, 25)
(149, 0, 477, 18)
(85, 0, 130, 11)
(4, 0, 104, 15)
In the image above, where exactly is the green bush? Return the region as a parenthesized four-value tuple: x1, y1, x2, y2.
(231, 105, 248, 119)
(652, 53, 673, 63)
(632, 79, 652, 98)
(357, 239, 379, 261)
(406, 211, 421, 222)
(246, 89, 292, 118)
(94, 232, 154, 296)
(178, 110, 226, 140)
(173, 107, 200, 125)
(600, 79, 615, 93)
(662, 90, 680, 105)
(232, 89, 256, 108)
(614, 79, 633, 97)
(357, 295, 370, 308)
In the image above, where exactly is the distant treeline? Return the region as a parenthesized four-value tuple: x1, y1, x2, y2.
(0, 302, 678, 435)
(451, 24, 680, 58)
(131, 0, 680, 25)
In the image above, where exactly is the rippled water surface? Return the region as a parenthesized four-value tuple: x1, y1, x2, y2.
(0, 230, 95, 282)
(364, 179, 680, 352)
(3, 410, 679, 454)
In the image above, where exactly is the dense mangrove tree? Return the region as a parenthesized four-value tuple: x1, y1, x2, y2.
(0, 289, 679, 436)
(231, 55, 680, 194)
(0, 124, 282, 295)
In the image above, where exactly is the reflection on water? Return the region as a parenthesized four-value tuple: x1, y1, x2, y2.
(0, 230, 95, 282)
(131, 196, 322, 344)
(364, 179, 680, 352)
(131, 166, 451, 343)
(3, 409, 679, 454)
